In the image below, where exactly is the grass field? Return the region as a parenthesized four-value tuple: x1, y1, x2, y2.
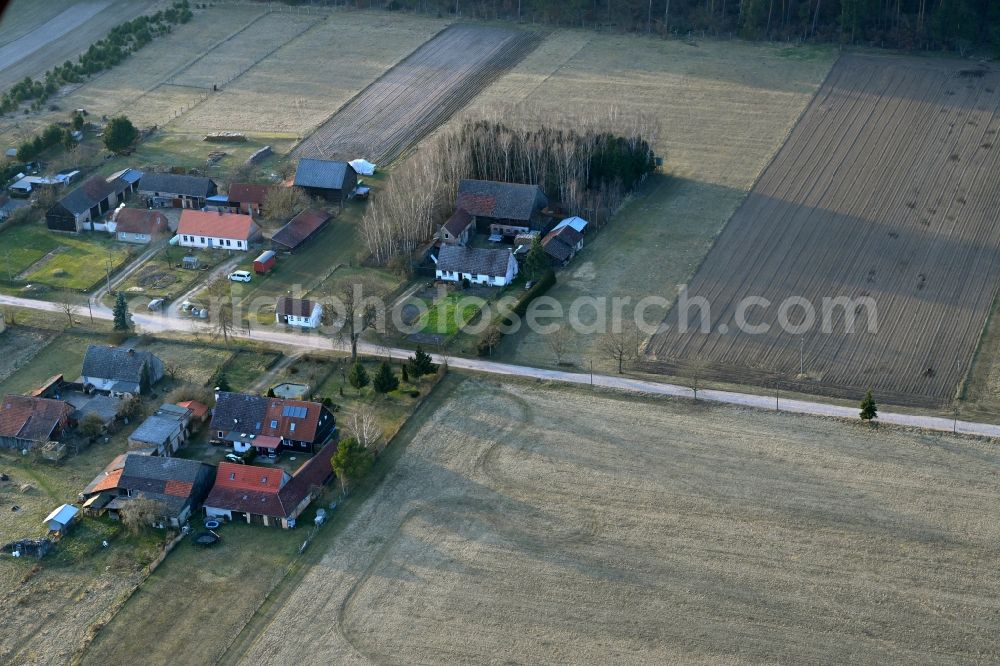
(0, 223, 133, 292)
(646, 55, 1000, 407)
(470, 34, 836, 372)
(0, 329, 106, 396)
(234, 374, 1000, 664)
(417, 292, 481, 336)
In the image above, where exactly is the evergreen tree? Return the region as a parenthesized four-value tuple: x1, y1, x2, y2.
(373, 361, 399, 394)
(330, 437, 373, 492)
(103, 115, 138, 154)
(408, 346, 435, 377)
(859, 390, 877, 422)
(523, 237, 549, 282)
(112, 292, 130, 330)
(401, 363, 409, 383)
(348, 361, 369, 392)
(214, 373, 231, 392)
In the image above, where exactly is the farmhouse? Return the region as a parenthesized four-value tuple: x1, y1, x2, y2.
(0, 395, 74, 451)
(138, 172, 217, 209)
(293, 158, 357, 203)
(45, 174, 133, 233)
(456, 179, 548, 239)
(541, 225, 584, 266)
(439, 208, 474, 246)
(270, 209, 331, 251)
(80, 346, 165, 396)
(210, 391, 336, 456)
(203, 439, 336, 529)
(275, 297, 323, 329)
(127, 403, 193, 456)
(112, 208, 169, 244)
(227, 183, 274, 216)
(176, 210, 260, 251)
(435, 245, 518, 286)
(81, 453, 215, 528)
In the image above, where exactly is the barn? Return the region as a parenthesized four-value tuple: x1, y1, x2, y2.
(293, 158, 357, 203)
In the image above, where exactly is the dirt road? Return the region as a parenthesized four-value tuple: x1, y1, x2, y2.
(0, 292, 996, 438)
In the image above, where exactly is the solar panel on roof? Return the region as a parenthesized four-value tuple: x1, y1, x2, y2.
(281, 405, 307, 418)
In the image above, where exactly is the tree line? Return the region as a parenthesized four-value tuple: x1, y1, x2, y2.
(0, 1, 193, 115)
(305, 0, 998, 54)
(362, 107, 658, 265)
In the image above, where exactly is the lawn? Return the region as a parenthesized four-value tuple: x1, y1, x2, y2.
(0, 329, 106, 396)
(0, 223, 134, 292)
(222, 348, 283, 392)
(115, 245, 230, 304)
(417, 292, 483, 336)
(137, 338, 234, 388)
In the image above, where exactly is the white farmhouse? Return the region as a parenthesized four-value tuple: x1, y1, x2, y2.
(176, 210, 260, 251)
(435, 245, 518, 287)
(275, 297, 323, 329)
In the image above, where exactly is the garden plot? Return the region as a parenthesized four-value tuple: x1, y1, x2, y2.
(645, 55, 1000, 406)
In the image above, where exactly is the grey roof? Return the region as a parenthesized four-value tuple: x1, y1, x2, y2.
(120, 454, 206, 484)
(456, 180, 548, 222)
(67, 393, 122, 424)
(276, 297, 319, 318)
(437, 245, 513, 278)
(138, 172, 216, 198)
(81, 346, 164, 386)
(129, 414, 182, 446)
(210, 392, 269, 433)
(58, 175, 128, 214)
(294, 158, 354, 190)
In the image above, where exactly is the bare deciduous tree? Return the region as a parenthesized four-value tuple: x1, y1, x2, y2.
(599, 325, 637, 374)
(118, 497, 169, 533)
(544, 326, 574, 365)
(57, 291, 78, 327)
(205, 278, 237, 346)
(263, 186, 309, 225)
(347, 406, 383, 450)
(332, 281, 383, 362)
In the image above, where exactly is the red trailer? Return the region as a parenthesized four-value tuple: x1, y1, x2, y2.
(253, 250, 276, 274)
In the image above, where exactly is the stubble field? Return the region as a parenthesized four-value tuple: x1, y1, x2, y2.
(293, 24, 540, 163)
(235, 375, 1000, 665)
(645, 55, 1000, 407)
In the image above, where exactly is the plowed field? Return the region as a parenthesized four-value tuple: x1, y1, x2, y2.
(645, 55, 1000, 406)
(294, 24, 539, 164)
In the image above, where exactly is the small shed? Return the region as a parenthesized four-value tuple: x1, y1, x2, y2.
(44, 504, 79, 535)
(253, 250, 276, 274)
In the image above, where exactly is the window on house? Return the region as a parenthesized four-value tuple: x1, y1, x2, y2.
(289, 422, 296, 432)
(270, 420, 277, 428)
(217, 431, 223, 438)
(261, 476, 267, 484)
(229, 472, 235, 480)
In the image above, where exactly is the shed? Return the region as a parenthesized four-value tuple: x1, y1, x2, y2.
(182, 255, 200, 270)
(44, 504, 79, 535)
(253, 250, 276, 274)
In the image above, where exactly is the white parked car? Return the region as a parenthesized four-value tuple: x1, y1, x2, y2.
(228, 270, 252, 283)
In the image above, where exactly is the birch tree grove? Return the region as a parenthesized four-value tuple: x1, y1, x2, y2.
(362, 106, 659, 265)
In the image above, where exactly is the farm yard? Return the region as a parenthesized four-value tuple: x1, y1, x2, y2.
(293, 24, 540, 163)
(476, 34, 837, 370)
(234, 375, 1000, 664)
(645, 55, 1000, 407)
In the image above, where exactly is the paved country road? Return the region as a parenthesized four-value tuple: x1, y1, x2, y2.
(2, 292, 997, 439)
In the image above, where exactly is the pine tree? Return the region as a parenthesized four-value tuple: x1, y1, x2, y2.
(112, 292, 130, 331)
(103, 115, 138, 154)
(330, 437, 373, 493)
(401, 363, 409, 383)
(408, 346, 435, 378)
(348, 361, 369, 392)
(859, 390, 877, 422)
(523, 237, 549, 282)
(373, 361, 399, 394)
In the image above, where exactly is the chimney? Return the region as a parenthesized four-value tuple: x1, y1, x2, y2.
(127, 348, 135, 356)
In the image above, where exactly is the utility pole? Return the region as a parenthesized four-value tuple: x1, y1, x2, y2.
(799, 336, 804, 376)
(775, 385, 779, 410)
(87, 299, 93, 324)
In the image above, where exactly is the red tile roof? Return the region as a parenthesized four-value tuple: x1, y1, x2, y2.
(164, 479, 193, 497)
(228, 183, 274, 205)
(176, 400, 209, 420)
(89, 468, 124, 494)
(177, 210, 258, 241)
(214, 462, 284, 492)
(115, 208, 169, 236)
(0, 395, 73, 442)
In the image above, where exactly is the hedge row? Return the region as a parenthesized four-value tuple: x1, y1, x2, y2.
(477, 270, 556, 356)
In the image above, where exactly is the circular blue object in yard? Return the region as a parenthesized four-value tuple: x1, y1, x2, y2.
(204, 520, 220, 529)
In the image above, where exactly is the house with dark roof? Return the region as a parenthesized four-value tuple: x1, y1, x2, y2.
(80, 346, 165, 396)
(210, 391, 336, 456)
(293, 158, 357, 203)
(435, 245, 518, 287)
(203, 439, 336, 528)
(112, 208, 169, 244)
(176, 210, 260, 251)
(138, 172, 217, 209)
(439, 208, 474, 246)
(456, 179, 549, 239)
(275, 297, 323, 329)
(46, 174, 133, 233)
(0, 194, 29, 221)
(127, 403, 193, 456)
(80, 453, 215, 527)
(0, 395, 74, 450)
(270, 209, 330, 251)
(541, 225, 584, 266)
(227, 183, 274, 216)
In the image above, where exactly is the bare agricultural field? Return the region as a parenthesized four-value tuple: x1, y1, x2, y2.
(480, 35, 836, 369)
(174, 11, 450, 137)
(294, 24, 540, 164)
(236, 376, 1000, 664)
(645, 55, 1000, 407)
